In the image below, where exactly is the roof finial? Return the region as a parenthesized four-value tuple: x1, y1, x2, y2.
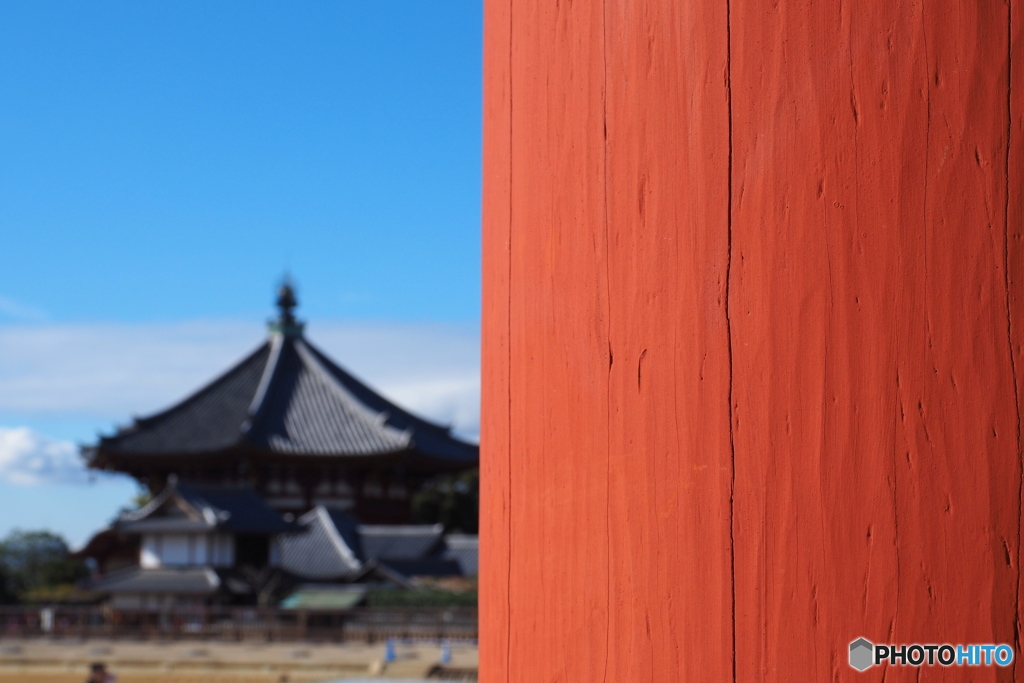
(269, 275, 304, 337)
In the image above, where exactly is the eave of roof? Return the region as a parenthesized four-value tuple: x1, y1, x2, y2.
(87, 567, 221, 595)
(113, 477, 292, 535)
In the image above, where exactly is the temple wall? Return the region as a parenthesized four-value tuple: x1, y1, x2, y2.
(480, 0, 1024, 680)
(139, 533, 235, 568)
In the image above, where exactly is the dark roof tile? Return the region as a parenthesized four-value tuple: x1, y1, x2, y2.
(104, 344, 270, 455)
(116, 479, 292, 534)
(278, 506, 477, 581)
(358, 524, 445, 562)
(277, 507, 363, 581)
(442, 535, 479, 576)
(88, 567, 220, 595)
(90, 333, 477, 464)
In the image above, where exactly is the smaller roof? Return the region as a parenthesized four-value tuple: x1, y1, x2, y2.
(116, 477, 292, 535)
(88, 567, 220, 595)
(442, 535, 479, 576)
(277, 507, 364, 580)
(279, 585, 368, 610)
(359, 524, 445, 562)
(278, 505, 475, 581)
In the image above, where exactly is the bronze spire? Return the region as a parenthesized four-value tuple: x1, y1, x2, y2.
(269, 277, 304, 337)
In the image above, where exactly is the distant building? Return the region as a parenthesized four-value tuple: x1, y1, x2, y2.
(87, 477, 293, 608)
(83, 282, 478, 523)
(278, 505, 477, 581)
(75, 283, 478, 607)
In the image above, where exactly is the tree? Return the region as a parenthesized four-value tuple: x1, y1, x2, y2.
(0, 564, 13, 605)
(237, 565, 291, 608)
(114, 485, 155, 519)
(0, 530, 89, 600)
(412, 468, 479, 533)
(130, 486, 154, 510)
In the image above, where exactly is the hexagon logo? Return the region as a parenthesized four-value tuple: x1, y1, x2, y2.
(849, 638, 874, 671)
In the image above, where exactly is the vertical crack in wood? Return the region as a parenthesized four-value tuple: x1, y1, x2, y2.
(601, 2, 613, 680)
(890, 372, 902, 645)
(725, 0, 738, 679)
(1004, 0, 1023, 670)
(921, 0, 933, 349)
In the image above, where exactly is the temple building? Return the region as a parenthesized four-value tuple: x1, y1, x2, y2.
(74, 284, 478, 607)
(87, 477, 295, 608)
(83, 283, 479, 524)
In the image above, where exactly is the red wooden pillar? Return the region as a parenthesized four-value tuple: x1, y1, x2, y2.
(481, 0, 1022, 681)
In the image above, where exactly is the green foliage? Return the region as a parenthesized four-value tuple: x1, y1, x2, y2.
(18, 583, 98, 605)
(412, 468, 479, 533)
(0, 565, 13, 605)
(365, 587, 477, 608)
(131, 487, 154, 510)
(115, 485, 155, 519)
(0, 530, 89, 602)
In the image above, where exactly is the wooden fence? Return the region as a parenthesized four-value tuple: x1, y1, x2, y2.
(0, 606, 477, 642)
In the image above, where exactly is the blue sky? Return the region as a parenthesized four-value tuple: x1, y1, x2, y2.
(0, 1, 482, 545)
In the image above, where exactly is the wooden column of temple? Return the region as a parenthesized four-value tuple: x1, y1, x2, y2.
(481, 0, 1023, 680)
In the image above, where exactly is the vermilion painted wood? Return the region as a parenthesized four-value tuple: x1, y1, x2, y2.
(479, 0, 511, 680)
(1013, 2, 1024, 678)
(603, 1, 733, 679)
(730, 1, 1018, 680)
(503, 3, 612, 681)
(481, 0, 1022, 680)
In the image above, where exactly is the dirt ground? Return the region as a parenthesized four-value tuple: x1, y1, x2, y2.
(0, 671, 468, 683)
(0, 638, 478, 682)
(0, 675, 326, 683)
(0, 677, 472, 683)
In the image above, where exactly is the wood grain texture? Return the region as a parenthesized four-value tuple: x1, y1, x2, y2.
(481, 0, 1022, 680)
(505, 3, 612, 681)
(730, 1, 1018, 681)
(479, 0, 511, 679)
(1013, 0, 1024, 675)
(603, 1, 733, 679)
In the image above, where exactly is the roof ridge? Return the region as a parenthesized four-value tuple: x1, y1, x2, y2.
(241, 332, 285, 437)
(314, 505, 363, 572)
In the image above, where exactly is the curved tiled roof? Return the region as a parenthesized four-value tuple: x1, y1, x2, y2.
(358, 524, 445, 561)
(89, 331, 478, 464)
(277, 507, 364, 580)
(442, 535, 479, 576)
(277, 505, 475, 581)
(88, 566, 221, 595)
(114, 478, 293, 534)
(100, 344, 271, 455)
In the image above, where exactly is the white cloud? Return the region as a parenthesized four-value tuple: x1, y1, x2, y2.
(0, 427, 88, 486)
(0, 318, 481, 444)
(0, 295, 48, 322)
(385, 377, 480, 438)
